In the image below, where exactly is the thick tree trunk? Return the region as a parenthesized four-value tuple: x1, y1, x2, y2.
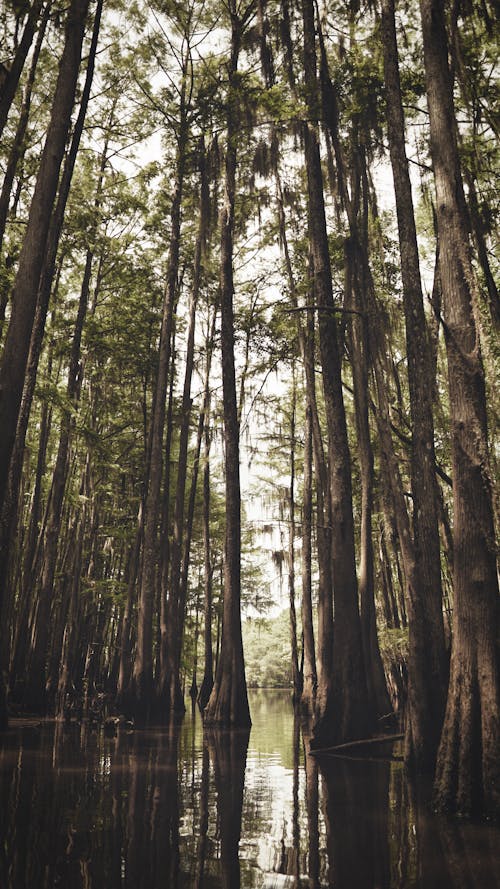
(419, 0, 500, 816)
(301, 0, 371, 747)
(381, 0, 448, 771)
(204, 5, 250, 728)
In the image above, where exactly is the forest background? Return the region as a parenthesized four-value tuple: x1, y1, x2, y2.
(0, 0, 498, 818)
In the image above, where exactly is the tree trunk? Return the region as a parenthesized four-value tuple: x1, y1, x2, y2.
(116, 510, 142, 712)
(21, 139, 106, 714)
(156, 351, 175, 711)
(303, 277, 334, 698)
(130, 89, 187, 725)
(204, 5, 251, 728)
(301, 0, 371, 747)
(0, 0, 45, 140)
(381, 0, 448, 771)
(197, 387, 214, 711)
(419, 0, 500, 816)
(0, 0, 100, 721)
(346, 241, 392, 722)
(162, 143, 208, 715)
(287, 367, 301, 700)
(0, 0, 91, 517)
(301, 402, 317, 712)
(55, 469, 88, 718)
(0, 0, 50, 282)
(274, 163, 332, 693)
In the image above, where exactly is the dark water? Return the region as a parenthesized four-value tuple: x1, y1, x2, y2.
(0, 689, 499, 888)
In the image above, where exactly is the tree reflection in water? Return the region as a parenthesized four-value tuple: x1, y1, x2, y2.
(205, 727, 250, 889)
(302, 721, 321, 889)
(0, 692, 499, 888)
(123, 718, 181, 888)
(318, 754, 391, 889)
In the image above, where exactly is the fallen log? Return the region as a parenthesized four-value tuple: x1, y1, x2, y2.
(309, 733, 404, 757)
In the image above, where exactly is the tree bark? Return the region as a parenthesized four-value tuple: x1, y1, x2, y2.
(162, 143, 208, 715)
(301, 402, 317, 712)
(197, 411, 214, 711)
(197, 311, 218, 711)
(419, 0, 500, 816)
(130, 81, 188, 724)
(381, 0, 448, 771)
(346, 240, 392, 723)
(287, 367, 301, 699)
(301, 0, 371, 747)
(204, 3, 251, 728)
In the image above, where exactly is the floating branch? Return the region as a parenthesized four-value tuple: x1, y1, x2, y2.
(309, 733, 404, 757)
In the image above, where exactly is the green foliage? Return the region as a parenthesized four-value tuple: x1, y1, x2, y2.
(243, 610, 296, 688)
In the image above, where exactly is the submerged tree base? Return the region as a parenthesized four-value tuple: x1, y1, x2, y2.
(203, 674, 252, 729)
(434, 657, 500, 818)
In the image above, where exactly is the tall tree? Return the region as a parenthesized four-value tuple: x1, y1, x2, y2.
(419, 0, 500, 816)
(204, 0, 253, 728)
(0, 0, 91, 728)
(381, 0, 448, 771)
(301, 0, 372, 747)
(346, 237, 392, 723)
(301, 400, 317, 710)
(160, 138, 210, 715)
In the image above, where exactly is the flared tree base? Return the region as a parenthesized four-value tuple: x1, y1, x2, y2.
(434, 653, 500, 817)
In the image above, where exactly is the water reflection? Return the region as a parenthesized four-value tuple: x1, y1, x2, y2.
(0, 692, 499, 889)
(319, 756, 391, 889)
(206, 728, 250, 888)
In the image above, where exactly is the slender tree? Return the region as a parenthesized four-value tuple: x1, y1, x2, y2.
(0, 0, 46, 140)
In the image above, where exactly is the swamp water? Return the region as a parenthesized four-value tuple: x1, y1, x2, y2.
(0, 689, 499, 888)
